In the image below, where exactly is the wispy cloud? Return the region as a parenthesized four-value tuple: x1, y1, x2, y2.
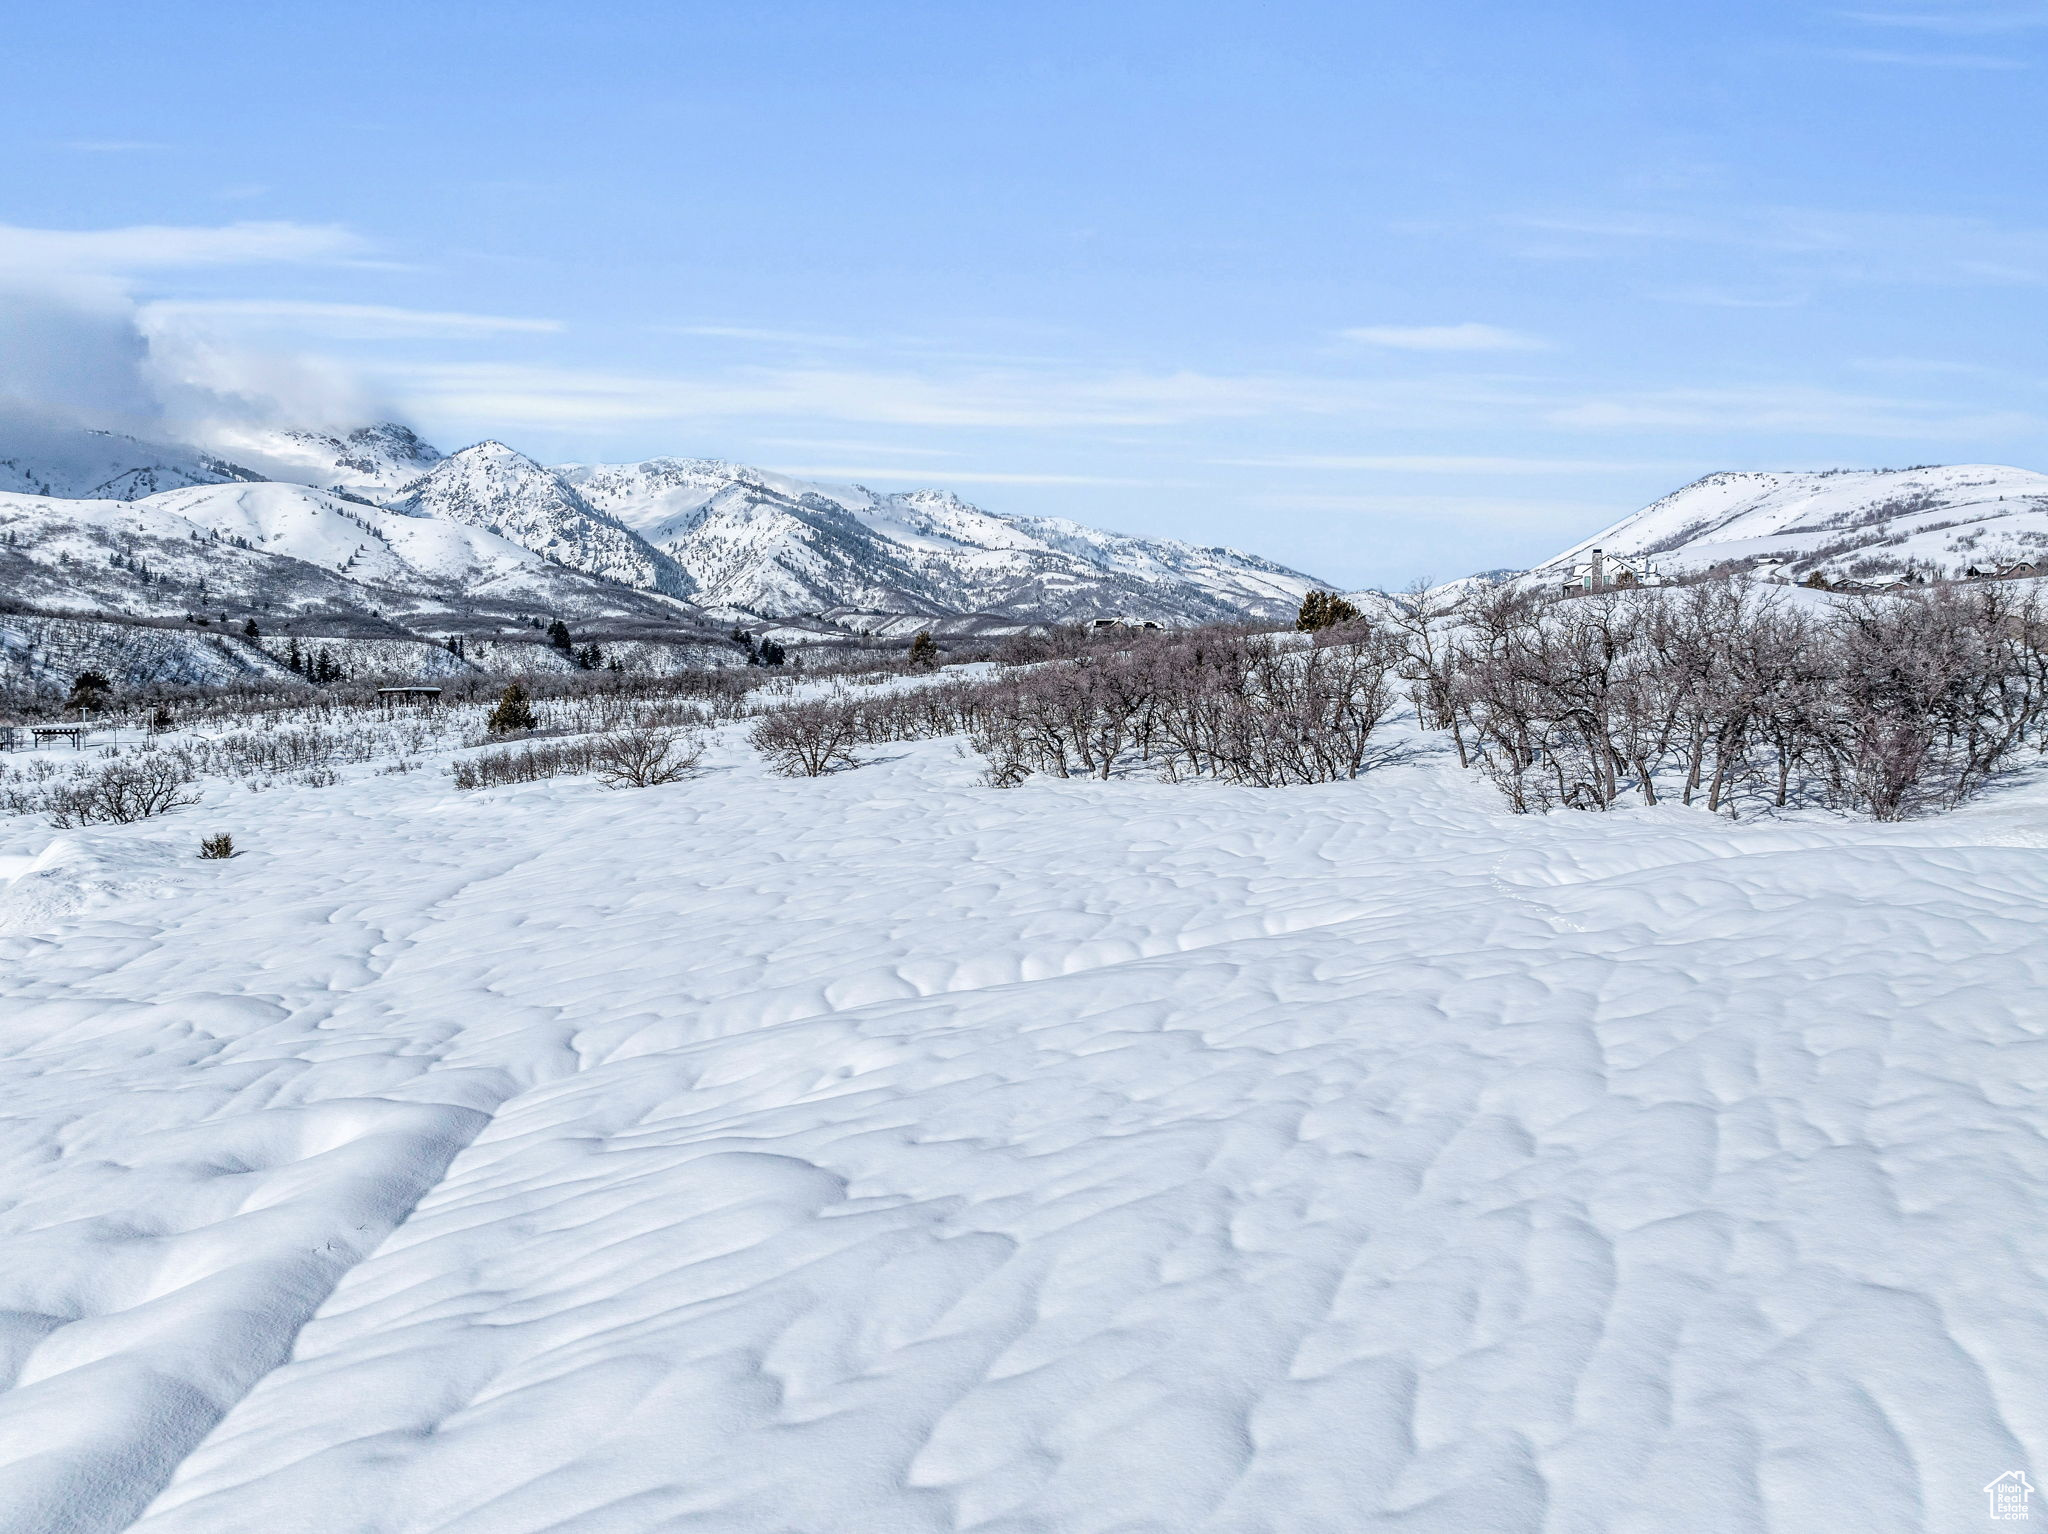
(146, 299, 561, 339)
(668, 324, 862, 346)
(383, 360, 1457, 430)
(1828, 46, 2027, 65)
(59, 139, 173, 153)
(1839, 6, 2048, 33)
(1340, 322, 1548, 352)
(765, 465, 1173, 487)
(755, 437, 958, 458)
(1653, 285, 1811, 308)
(377, 357, 2027, 445)
(1547, 383, 2037, 437)
(1511, 207, 2048, 285)
(0, 221, 366, 274)
(1210, 454, 1680, 474)
(1246, 491, 1615, 525)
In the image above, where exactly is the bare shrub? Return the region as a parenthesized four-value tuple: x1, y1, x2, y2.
(46, 756, 200, 826)
(451, 738, 599, 791)
(963, 626, 1409, 787)
(591, 725, 702, 788)
(1442, 581, 2048, 820)
(750, 699, 864, 776)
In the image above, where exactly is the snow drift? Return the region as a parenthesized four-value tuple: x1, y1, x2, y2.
(0, 705, 2044, 1531)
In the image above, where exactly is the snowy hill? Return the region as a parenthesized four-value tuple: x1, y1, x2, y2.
(209, 423, 445, 502)
(0, 416, 262, 501)
(1539, 463, 2048, 583)
(3, 712, 2047, 1529)
(0, 416, 1327, 628)
(392, 443, 692, 598)
(0, 481, 698, 625)
(561, 456, 1322, 622)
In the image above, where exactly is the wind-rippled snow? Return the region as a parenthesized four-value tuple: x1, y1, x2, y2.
(1, 729, 2045, 1531)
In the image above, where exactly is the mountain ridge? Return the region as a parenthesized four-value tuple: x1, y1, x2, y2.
(1534, 463, 2048, 585)
(0, 418, 1329, 627)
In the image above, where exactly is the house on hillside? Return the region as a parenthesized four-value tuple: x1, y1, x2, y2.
(1090, 617, 1163, 631)
(1563, 549, 1662, 594)
(1966, 560, 2042, 580)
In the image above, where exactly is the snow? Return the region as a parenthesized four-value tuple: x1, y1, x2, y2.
(2, 706, 2046, 1531)
(1539, 464, 2048, 582)
(562, 457, 1324, 623)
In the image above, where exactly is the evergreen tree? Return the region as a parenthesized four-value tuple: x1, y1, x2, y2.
(575, 643, 604, 670)
(547, 619, 573, 652)
(287, 636, 304, 674)
(758, 638, 786, 667)
(487, 681, 537, 735)
(243, 618, 261, 639)
(66, 671, 112, 712)
(908, 631, 940, 669)
(1296, 590, 1362, 632)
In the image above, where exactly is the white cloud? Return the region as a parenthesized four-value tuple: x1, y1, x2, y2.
(1209, 454, 1677, 474)
(0, 221, 366, 274)
(1838, 7, 2048, 33)
(668, 324, 861, 346)
(1830, 47, 2027, 65)
(765, 465, 1172, 486)
(145, 299, 562, 339)
(1339, 322, 1549, 352)
(1511, 207, 2048, 285)
(1246, 490, 1614, 525)
(383, 360, 1436, 431)
(1547, 384, 2037, 437)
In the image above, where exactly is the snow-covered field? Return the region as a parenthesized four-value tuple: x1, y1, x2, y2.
(2, 715, 2045, 1532)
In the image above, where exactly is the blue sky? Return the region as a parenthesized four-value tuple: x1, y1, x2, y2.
(2, 0, 2046, 587)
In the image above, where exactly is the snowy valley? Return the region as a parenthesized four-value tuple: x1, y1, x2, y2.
(8, 417, 2048, 1532)
(2, 638, 2047, 1532)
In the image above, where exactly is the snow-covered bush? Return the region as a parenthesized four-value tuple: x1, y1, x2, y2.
(43, 755, 200, 826)
(451, 738, 601, 791)
(964, 627, 1408, 786)
(590, 726, 702, 788)
(750, 700, 865, 777)
(1440, 580, 2048, 819)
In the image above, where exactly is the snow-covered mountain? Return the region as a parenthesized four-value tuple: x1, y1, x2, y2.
(210, 423, 446, 502)
(0, 416, 1327, 628)
(560, 456, 1321, 622)
(1539, 464, 2048, 583)
(393, 443, 692, 598)
(0, 481, 696, 626)
(0, 415, 262, 501)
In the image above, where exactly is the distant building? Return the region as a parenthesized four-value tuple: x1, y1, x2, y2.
(1563, 548, 1662, 593)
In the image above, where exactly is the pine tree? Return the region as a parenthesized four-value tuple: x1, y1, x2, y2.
(758, 638, 786, 667)
(908, 631, 940, 669)
(547, 619, 573, 652)
(287, 636, 304, 674)
(66, 671, 112, 712)
(487, 681, 537, 735)
(1296, 591, 1361, 632)
(575, 643, 604, 670)
(243, 618, 260, 639)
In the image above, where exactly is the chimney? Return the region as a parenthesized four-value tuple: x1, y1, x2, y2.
(1590, 548, 1605, 590)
